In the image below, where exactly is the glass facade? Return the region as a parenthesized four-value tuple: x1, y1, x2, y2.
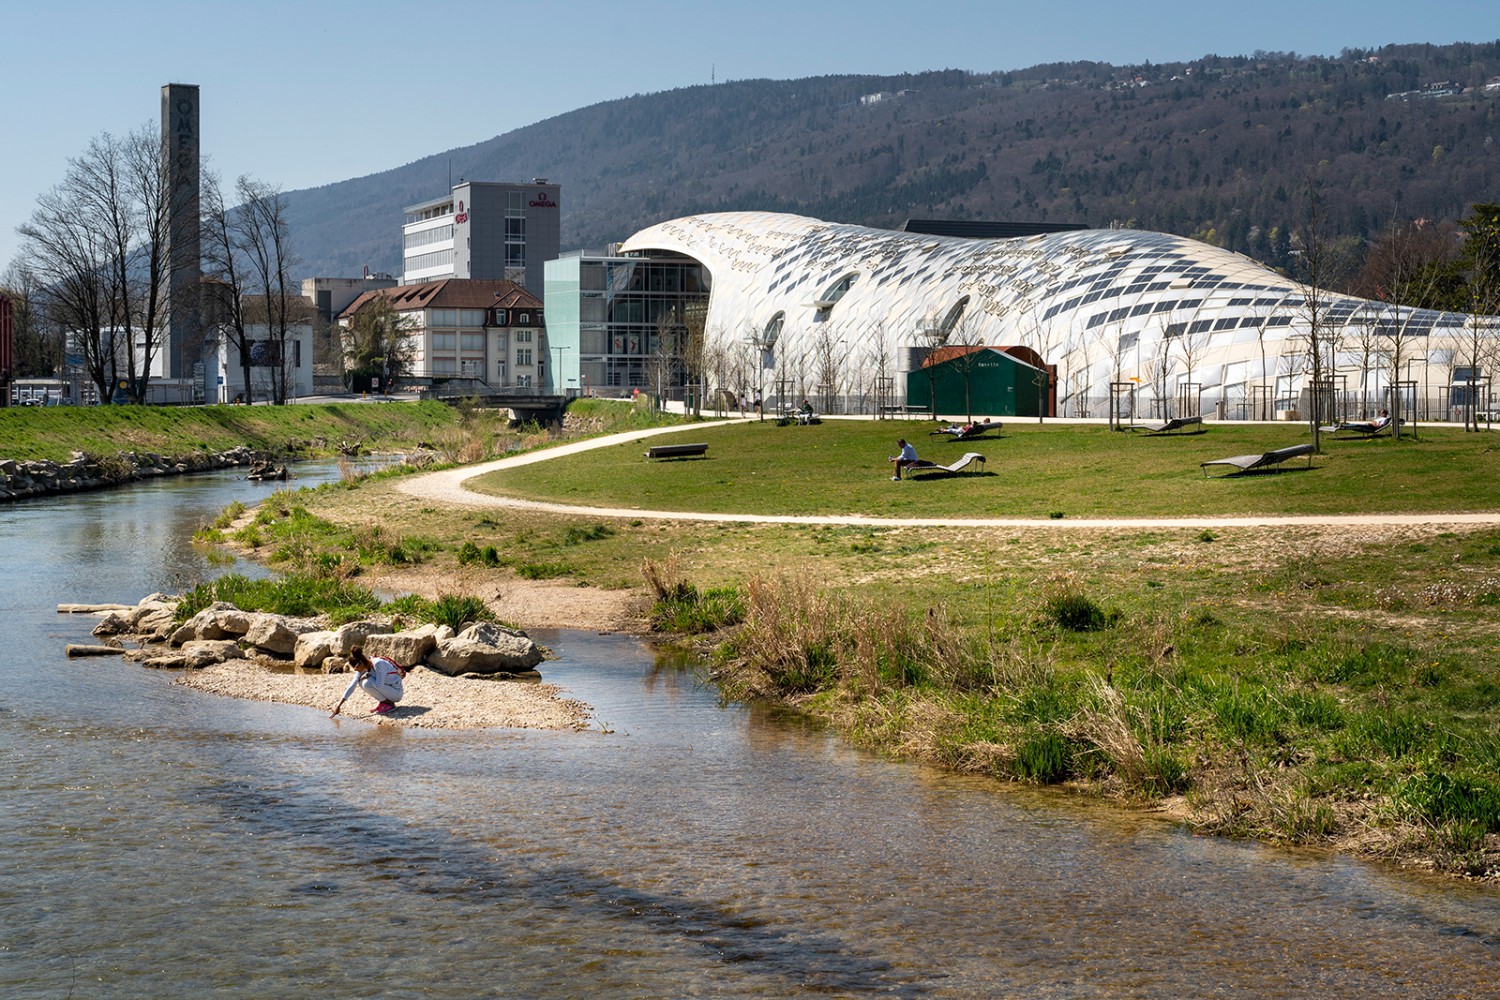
(545, 253, 710, 393)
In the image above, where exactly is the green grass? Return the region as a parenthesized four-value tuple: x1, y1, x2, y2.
(0, 400, 514, 464)
(467, 420, 1500, 518)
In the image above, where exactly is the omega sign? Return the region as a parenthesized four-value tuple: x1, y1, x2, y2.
(454, 199, 468, 224)
(529, 190, 558, 208)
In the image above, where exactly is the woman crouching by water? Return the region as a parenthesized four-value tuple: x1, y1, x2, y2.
(330, 646, 407, 718)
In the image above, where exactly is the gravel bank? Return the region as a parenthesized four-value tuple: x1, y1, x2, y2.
(174, 660, 593, 731)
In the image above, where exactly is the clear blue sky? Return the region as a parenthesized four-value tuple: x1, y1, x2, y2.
(1, 0, 1493, 271)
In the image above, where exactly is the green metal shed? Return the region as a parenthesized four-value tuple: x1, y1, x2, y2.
(906, 346, 1056, 418)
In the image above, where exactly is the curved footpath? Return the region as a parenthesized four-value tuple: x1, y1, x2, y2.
(397, 421, 1500, 529)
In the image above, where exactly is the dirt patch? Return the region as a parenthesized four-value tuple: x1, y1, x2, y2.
(358, 562, 650, 633)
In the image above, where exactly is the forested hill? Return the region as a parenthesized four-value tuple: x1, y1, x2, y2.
(284, 41, 1500, 280)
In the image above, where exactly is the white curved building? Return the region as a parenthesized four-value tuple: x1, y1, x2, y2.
(619, 211, 1497, 419)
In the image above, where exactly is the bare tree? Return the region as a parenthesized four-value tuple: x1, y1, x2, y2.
(1290, 178, 1360, 452)
(649, 310, 681, 407)
(1455, 204, 1500, 431)
(236, 178, 297, 403)
(1143, 332, 1177, 421)
(68, 128, 172, 403)
(1015, 303, 1058, 422)
(1363, 220, 1461, 438)
(201, 171, 256, 402)
(1171, 319, 1211, 419)
(17, 184, 122, 403)
(864, 321, 897, 417)
(812, 324, 848, 415)
(1, 265, 64, 382)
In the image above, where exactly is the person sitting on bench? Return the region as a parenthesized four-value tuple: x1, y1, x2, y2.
(889, 438, 920, 480)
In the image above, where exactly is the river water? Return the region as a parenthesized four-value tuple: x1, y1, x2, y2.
(2, 465, 1498, 998)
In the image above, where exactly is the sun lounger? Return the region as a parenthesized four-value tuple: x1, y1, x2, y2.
(1321, 417, 1394, 437)
(1200, 443, 1314, 476)
(904, 452, 987, 477)
(1135, 415, 1203, 435)
(930, 420, 1003, 440)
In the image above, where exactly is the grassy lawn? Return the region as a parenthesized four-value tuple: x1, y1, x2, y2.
(467, 419, 1500, 518)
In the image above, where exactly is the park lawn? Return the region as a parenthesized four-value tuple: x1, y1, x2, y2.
(466, 418, 1500, 519)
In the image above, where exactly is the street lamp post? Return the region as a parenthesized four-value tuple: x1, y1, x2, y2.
(550, 345, 570, 395)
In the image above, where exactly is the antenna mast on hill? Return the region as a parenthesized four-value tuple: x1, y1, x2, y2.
(712, 64, 715, 85)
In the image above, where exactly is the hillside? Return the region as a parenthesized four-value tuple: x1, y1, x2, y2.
(284, 41, 1500, 279)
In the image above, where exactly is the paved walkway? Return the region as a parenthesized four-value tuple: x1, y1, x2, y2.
(396, 421, 1500, 529)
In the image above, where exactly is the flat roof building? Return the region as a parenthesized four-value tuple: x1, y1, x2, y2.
(402, 180, 560, 298)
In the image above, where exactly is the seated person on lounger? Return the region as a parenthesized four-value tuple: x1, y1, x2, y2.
(889, 438, 920, 480)
(798, 399, 815, 424)
(1336, 410, 1392, 433)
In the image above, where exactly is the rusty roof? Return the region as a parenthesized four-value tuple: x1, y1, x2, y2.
(339, 279, 541, 320)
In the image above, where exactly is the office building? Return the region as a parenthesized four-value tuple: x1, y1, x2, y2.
(402, 181, 560, 297)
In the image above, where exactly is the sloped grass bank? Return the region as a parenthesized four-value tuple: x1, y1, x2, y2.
(647, 527, 1500, 878)
(0, 400, 503, 464)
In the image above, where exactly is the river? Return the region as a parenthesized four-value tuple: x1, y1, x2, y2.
(2, 464, 1498, 998)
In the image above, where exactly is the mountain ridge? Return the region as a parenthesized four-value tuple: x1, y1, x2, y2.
(282, 41, 1500, 281)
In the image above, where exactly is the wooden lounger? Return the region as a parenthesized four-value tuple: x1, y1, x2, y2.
(1200, 443, 1314, 476)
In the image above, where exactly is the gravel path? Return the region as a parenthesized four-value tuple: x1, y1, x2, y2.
(397, 420, 1500, 529)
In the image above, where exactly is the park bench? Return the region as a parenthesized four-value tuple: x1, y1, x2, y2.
(644, 442, 709, 460)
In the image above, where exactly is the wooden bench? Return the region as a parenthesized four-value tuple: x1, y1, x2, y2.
(644, 443, 709, 460)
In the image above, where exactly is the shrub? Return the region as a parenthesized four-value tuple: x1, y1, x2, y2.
(425, 593, 496, 630)
(652, 584, 746, 634)
(564, 523, 615, 546)
(1396, 771, 1500, 832)
(1015, 731, 1074, 783)
(1043, 591, 1116, 631)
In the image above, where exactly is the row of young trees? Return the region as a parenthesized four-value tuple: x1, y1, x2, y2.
(3, 121, 297, 405)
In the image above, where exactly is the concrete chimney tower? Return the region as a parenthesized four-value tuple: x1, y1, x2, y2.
(161, 83, 200, 382)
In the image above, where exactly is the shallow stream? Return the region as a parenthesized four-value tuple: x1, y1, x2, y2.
(3, 465, 1498, 997)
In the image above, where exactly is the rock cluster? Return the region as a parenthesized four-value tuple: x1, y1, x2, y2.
(1, 447, 272, 501)
(72, 593, 544, 678)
